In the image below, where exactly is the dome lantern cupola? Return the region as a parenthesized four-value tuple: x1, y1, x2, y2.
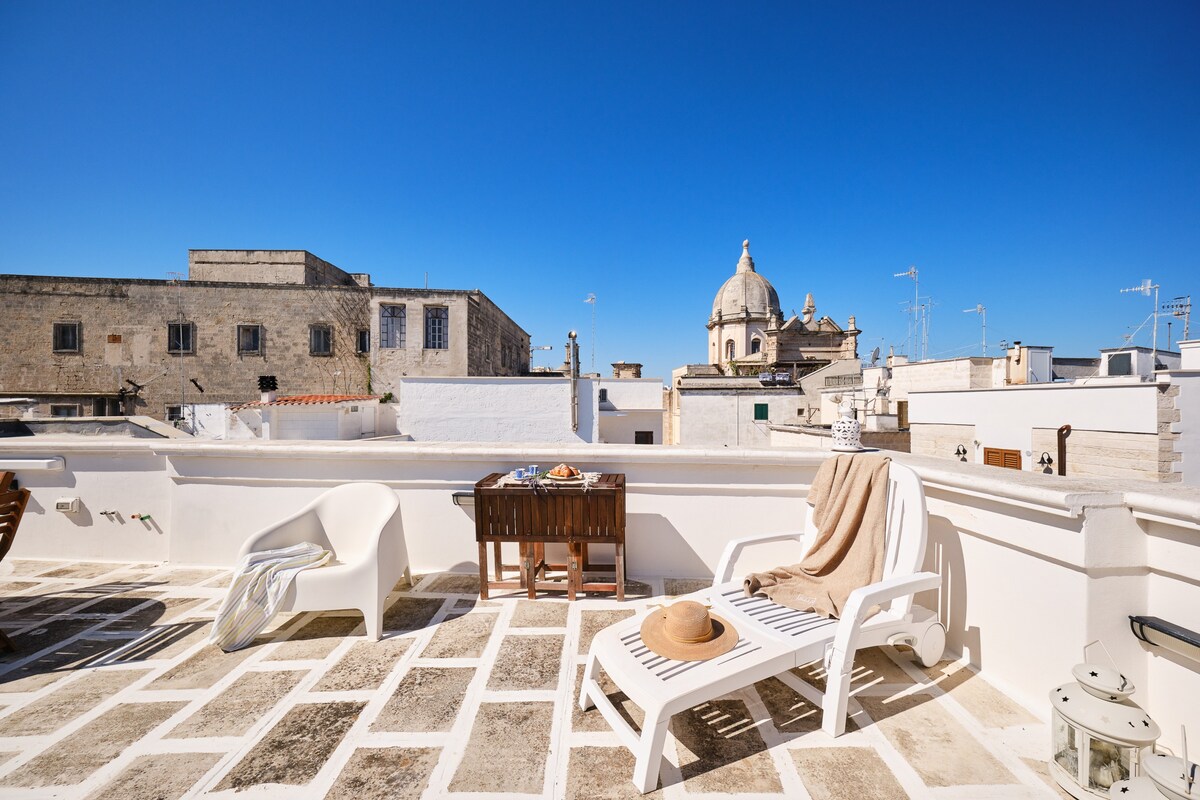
(711, 239, 782, 321)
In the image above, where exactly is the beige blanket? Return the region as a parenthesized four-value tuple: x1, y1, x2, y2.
(743, 454, 891, 619)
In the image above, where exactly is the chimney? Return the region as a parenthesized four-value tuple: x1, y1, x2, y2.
(257, 375, 278, 404)
(611, 361, 643, 379)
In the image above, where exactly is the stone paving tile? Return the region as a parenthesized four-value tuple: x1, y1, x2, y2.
(0, 628, 119, 692)
(673, 697, 783, 793)
(792, 746, 910, 800)
(566, 746, 664, 798)
(422, 573, 480, 594)
(511, 599, 569, 627)
(663, 578, 711, 596)
(488, 634, 564, 690)
(573, 664, 644, 732)
(578, 609, 636, 655)
(40, 563, 121, 579)
(154, 568, 223, 586)
(265, 614, 363, 661)
(0, 580, 39, 595)
(325, 746, 440, 800)
(0, 751, 18, 767)
(584, 578, 653, 599)
(102, 597, 207, 631)
(6, 560, 62, 576)
(382, 596, 444, 631)
(858, 693, 1017, 787)
(921, 659, 1039, 728)
(1, 668, 150, 736)
(453, 597, 497, 610)
(372, 667, 473, 732)
(113, 620, 211, 663)
(216, 702, 364, 790)
(145, 642, 262, 690)
(753, 675, 837, 736)
(1, 701, 186, 787)
(166, 669, 306, 738)
(83, 752, 222, 800)
(793, 646, 915, 692)
(313, 637, 411, 692)
(419, 611, 497, 659)
(449, 702, 554, 793)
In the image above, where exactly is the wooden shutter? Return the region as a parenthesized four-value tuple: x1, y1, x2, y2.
(983, 447, 1021, 470)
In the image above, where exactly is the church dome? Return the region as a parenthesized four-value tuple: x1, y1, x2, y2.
(711, 240, 782, 320)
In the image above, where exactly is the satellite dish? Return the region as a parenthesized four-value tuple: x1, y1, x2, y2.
(869, 347, 881, 366)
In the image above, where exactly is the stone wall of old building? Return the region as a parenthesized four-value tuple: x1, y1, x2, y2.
(187, 250, 361, 287)
(466, 292, 530, 377)
(0, 275, 371, 419)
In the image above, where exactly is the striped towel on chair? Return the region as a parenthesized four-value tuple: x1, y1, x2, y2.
(210, 542, 331, 651)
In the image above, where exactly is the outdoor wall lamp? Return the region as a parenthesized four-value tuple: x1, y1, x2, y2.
(1038, 452, 1054, 473)
(954, 444, 967, 461)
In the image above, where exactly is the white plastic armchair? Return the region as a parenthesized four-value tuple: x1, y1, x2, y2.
(237, 483, 409, 640)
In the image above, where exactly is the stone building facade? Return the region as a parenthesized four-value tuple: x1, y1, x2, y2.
(0, 250, 529, 421)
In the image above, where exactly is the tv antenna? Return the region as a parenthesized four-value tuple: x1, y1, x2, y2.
(869, 346, 881, 367)
(893, 266, 919, 359)
(583, 293, 597, 373)
(1162, 295, 1191, 344)
(1120, 279, 1160, 369)
(963, 304, 987, 355)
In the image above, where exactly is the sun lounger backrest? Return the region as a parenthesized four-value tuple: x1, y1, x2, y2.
(880, 462, 928, 617)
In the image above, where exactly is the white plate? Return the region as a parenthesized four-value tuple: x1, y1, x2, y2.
(544, 473, 585, 483)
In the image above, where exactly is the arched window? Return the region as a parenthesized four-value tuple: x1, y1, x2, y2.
(750, 338, 761, 354)
(725, 340, 736, 361)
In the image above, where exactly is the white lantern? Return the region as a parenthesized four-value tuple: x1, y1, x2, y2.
(1110, 727, 1198, 799)
(1049, 643, 1160, 798)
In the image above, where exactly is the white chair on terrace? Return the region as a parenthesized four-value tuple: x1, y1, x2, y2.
(236, 483, 409, 639)
(579, 461, 945, 793)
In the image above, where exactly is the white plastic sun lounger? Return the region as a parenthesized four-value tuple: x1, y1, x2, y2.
(579, 461, 946, 793)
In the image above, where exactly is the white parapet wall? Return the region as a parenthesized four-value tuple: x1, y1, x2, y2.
(0, 438, 1196, 751)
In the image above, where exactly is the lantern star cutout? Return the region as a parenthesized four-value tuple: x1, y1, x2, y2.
(1090, 671, 1099, 677)
(1061, 696, 1069, 702)
(1120, 788, 1129, 794)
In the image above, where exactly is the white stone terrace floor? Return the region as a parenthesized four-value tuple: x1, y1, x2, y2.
(0, 559, 1072, 800)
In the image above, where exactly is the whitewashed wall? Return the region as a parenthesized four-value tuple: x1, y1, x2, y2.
(910, 382, 1160, 461)
(396, 377, 599, 443)
(677, 392, 801, 447)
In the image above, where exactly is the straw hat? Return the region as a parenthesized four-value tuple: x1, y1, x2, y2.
(640, 600, 739, 661)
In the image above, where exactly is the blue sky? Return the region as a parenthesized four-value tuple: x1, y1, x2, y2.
(2, 2, 1197, 381)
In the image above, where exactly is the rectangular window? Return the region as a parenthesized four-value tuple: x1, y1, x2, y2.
(983, 447, 1022, 470)
(50, 404, 80, 417)
(93, 398, 107, 416)
(310, 324, 332, 356)
(424, 307, 448, 350)
(753, 403, 769, 421)
(380, 304, 406, 348)
(237, 324, 262, 355)
(165, 405, 183, 422)
(53, 322, 80, 352)
(356, 329, 370, 353)
(167, 322, 194, 354)
(1107, 352, 1132, 376)
(598, 388, 609, 403)
(635, 431, 654, 445)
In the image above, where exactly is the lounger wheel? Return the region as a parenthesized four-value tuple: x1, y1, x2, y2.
(916, 621, 946, 667)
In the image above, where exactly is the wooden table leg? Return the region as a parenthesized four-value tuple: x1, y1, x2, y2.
(478, 541, 490, 600)
(493, 541, 504, 582)
(567, 542, 579, 601)
(525, 542, 537, 600)
(615, 540, 626, 602)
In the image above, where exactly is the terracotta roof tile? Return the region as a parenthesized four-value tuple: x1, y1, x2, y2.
(232, 394, 380, 410)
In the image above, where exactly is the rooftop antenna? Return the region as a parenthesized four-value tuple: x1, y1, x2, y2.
(584, 293, 597, 373)
(1162, 295, 1191, 342)
(869, 346, 881, 366)
(963, 304, 987, 355)
(893, 266, 919, 359)
(167, 271, 187, 423)
(1120, 278, 1160, 372)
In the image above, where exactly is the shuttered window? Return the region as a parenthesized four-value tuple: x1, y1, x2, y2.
(983, 447, 1021, 470)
